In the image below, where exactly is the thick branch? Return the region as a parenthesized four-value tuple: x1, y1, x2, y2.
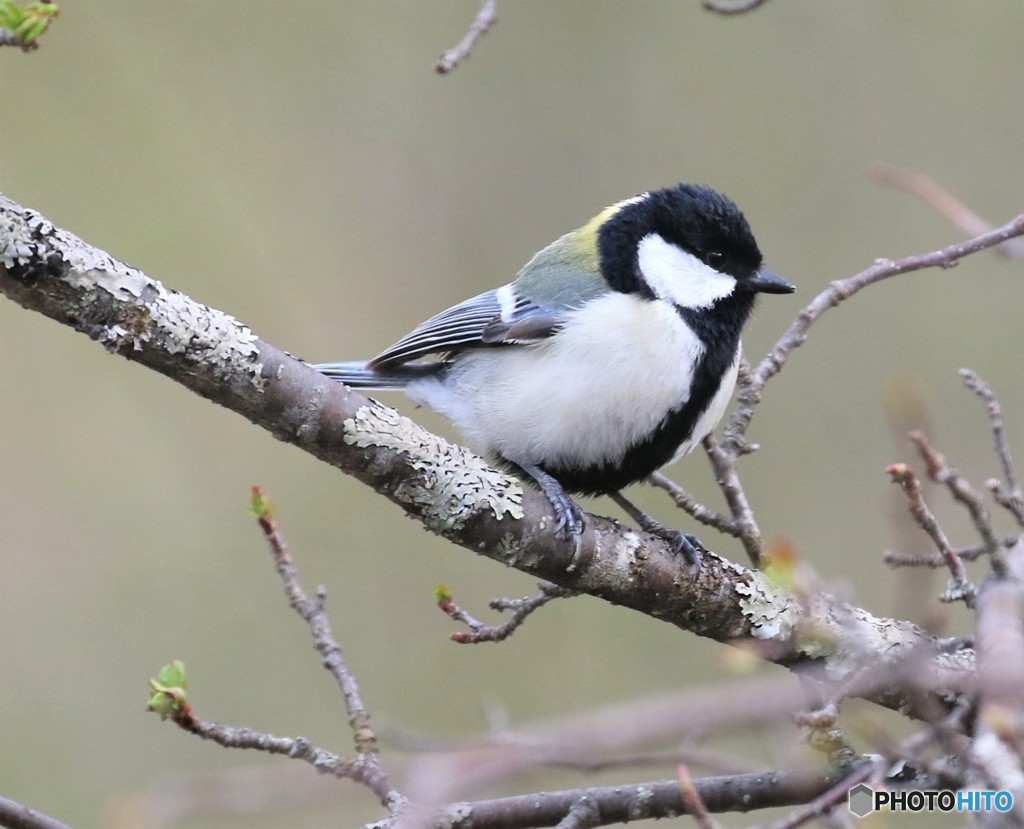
(0, 195, 974, 719)
(384, 768, 835, 829)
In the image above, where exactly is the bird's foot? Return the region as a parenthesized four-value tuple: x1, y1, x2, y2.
(646, 525, 705, 566)
(609, 491, 704, 566)
(518, 463, 587, 571)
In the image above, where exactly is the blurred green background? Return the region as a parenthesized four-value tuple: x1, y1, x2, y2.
(1, 2, 1022, 827)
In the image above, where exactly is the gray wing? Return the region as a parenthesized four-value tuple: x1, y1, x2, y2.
(368, 285, 569, 370)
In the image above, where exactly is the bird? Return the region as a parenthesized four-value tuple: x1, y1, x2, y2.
(315, 184, 794, 563)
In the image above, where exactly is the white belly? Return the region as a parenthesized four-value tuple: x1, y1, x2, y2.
(407, 293, 738, 471)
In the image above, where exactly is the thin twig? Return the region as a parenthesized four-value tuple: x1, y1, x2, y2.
(706, 216, 1024, 572)
(724, 215, 1024, 448)
(960, 369, 1024, 528)
(648, 472, 741, 536)
(251, 487, 400, 808)
(873, 166, 1024, 260)
(436, 0, 497, 74)
(437, 582, 573, 643)
(886, 464, 975, 606)
(960, 370, 1020, 495)
(703, 434, 762, 564)
(989, 482, 1024, 531)
(908, 430, 999, 556)
(168, 712, 354, 777)
(884, 537, 1020, 568)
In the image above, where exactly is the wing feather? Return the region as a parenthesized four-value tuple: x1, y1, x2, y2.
(368, 286, 570, 369)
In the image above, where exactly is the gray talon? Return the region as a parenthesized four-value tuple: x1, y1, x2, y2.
(609, 491, 703, 567)
(518, 462, 587, 570)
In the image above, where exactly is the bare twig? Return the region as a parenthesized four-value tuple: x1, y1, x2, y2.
(960, 369, 1024, 529)
(701, 0, 772, 14)
(886, 464, 976, 606)
(873, 166, 1024, 260)
(724, 214, 1024, 448)
(0, 796, 76, 829)
(960, 370, 1021, 496)
(884, 537, 1020, 569)
(648, 472, 741, 536)
(703, 216, 1024, 570)
(437, 582, 573, 643)
(908, 430, 999, 556)
(251, 487, 400, 808)
(703, 434, 762, 564)
(436, 0, 496, 74)
(990, 483, 1024, 532)
(167, 712, 351, 776)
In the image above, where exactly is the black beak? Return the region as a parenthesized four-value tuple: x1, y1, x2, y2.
(749, 268, 796, 294)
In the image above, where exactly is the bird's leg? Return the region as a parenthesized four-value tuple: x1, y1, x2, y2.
(517, 462, 585, 569)
(609, 491, 704, 566)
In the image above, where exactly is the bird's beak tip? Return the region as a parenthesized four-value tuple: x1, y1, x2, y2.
(753, 268, 796, 294)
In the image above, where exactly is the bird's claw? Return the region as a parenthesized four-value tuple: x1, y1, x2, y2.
(635, 524, 704, 566)
(657, 529, 705, 566)
(611, 490, 705, 567)
(518, 462, 587, 572)
(550, 491, 586, 571)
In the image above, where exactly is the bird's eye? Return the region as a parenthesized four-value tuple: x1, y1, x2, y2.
(704, 251, 725, 269)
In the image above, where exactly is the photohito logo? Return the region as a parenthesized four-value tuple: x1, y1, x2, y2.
(848, 783, 1014, 817)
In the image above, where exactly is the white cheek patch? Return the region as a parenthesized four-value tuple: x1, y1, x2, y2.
(637, 232, 737, 309)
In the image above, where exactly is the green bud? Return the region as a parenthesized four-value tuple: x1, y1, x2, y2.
(157, 659, 187, 690)
(146, 660, 188, 719)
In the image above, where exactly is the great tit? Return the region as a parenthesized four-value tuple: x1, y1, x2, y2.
(316, 184, 794, 561)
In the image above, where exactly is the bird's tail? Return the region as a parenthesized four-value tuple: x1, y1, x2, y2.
(312, 360, 441, 391)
